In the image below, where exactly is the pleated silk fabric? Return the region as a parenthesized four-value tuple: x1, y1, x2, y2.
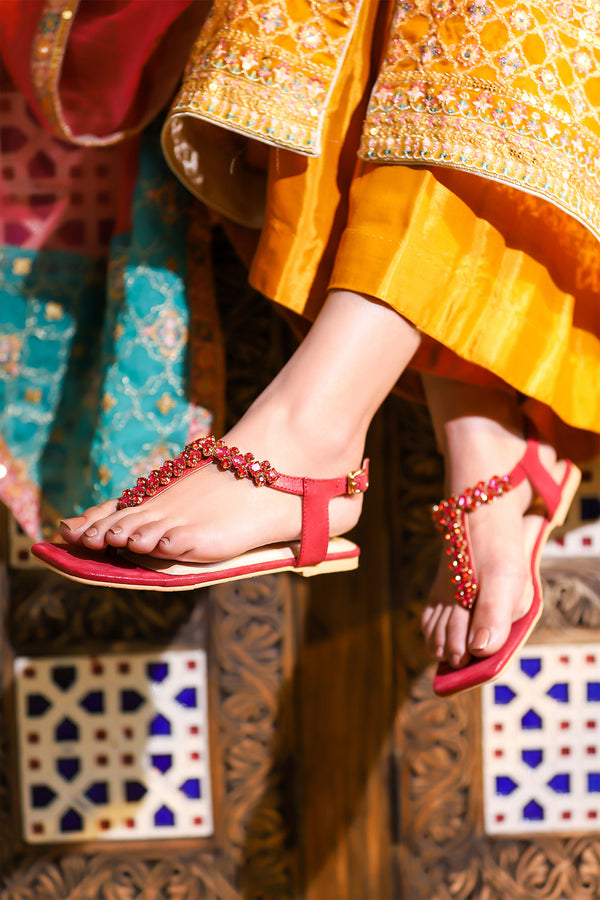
(163, 0, 600, 446)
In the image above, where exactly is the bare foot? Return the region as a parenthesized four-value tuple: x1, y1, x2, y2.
(421, 420, 566, 668)
(59, 406, 366, 563)
(59, 289, 421, 567)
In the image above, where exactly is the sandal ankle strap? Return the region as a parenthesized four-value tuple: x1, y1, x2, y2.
(274, 464, 369, 567)
(508, 439, 563, 516)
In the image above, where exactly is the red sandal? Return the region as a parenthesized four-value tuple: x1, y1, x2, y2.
(32, 435, 369, 591)
(431, 438, 581, 697)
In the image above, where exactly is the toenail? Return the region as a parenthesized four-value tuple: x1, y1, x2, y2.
(470, 628, 490, 651)
(435, 646, 444, 660)
(159, 537, 170, 546)
(61, 516, 86, 531)
(109, 526, 122, 534)
(84, 527, 98, 537)
(128, 533, 141, 543)
(450, 653, 462, 668)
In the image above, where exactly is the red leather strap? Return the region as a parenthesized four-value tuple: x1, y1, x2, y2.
(509, 440, 562, 517)
(273, 460, 370, 567)
(115, 431, 369, 569)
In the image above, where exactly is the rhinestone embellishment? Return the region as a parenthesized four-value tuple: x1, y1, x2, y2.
(116, 436, 280, 510)
(432, 474, 514, 610)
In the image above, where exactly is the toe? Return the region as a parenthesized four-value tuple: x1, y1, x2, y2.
(80, 508, 125, 549)
(467, 562, 527, 657)
(421, 604, 436, 631)
(423, 561, 460, 660)
(427, 605, 453, 661)
(152, 525, 206, 560)
(103, 512, 154, 549)
(464, 492, 529, 658)
(60, 501, 118, 543)
(125, 522, 170, 554)
(445, 606, 471, 668)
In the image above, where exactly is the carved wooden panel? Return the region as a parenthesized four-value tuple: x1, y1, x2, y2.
(0, 545, 299, 898)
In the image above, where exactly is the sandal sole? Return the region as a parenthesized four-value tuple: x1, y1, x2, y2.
(31, 537, 360, 592)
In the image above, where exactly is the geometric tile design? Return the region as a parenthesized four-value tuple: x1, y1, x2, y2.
(14, 650, 213, 843)
(543, 458, 600, 559)
(6, 512, 43, 570)
(482, 643, 600, 834)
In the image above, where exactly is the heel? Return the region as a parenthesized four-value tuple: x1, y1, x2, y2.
(297, 556, 359, 577)
(548, 462, 581, 531)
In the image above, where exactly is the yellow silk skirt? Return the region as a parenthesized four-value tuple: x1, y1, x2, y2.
(247, 1, 600, 458)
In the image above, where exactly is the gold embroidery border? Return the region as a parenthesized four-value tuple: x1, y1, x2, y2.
(30, 0, 135, 146)
(360, 79, 600, 242)
(169, 0, 365, 158)
(169, 52, 326, 157)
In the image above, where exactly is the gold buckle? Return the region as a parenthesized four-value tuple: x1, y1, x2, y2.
(347, 468, 368, 494)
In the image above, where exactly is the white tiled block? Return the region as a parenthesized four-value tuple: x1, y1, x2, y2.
(544, 458, 600, 559)
(482, 643, 600, 835)
(14, 650, 213, 843)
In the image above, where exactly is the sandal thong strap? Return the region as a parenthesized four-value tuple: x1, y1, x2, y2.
(432, 471, 513, 610)
(431, 438, 564, 611)
(116, 435, 369, 570)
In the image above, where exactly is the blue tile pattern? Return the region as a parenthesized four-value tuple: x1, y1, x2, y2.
(482, 643, 600, 834)
(15, 650, 213, 843)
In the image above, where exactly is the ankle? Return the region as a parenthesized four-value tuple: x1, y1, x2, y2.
(228, 395, 368, 479)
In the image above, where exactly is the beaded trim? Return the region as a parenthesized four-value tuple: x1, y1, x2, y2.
(432, 473, 514, 610)
(117, 436, 279, 510)
(359, 0, 600, 242)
